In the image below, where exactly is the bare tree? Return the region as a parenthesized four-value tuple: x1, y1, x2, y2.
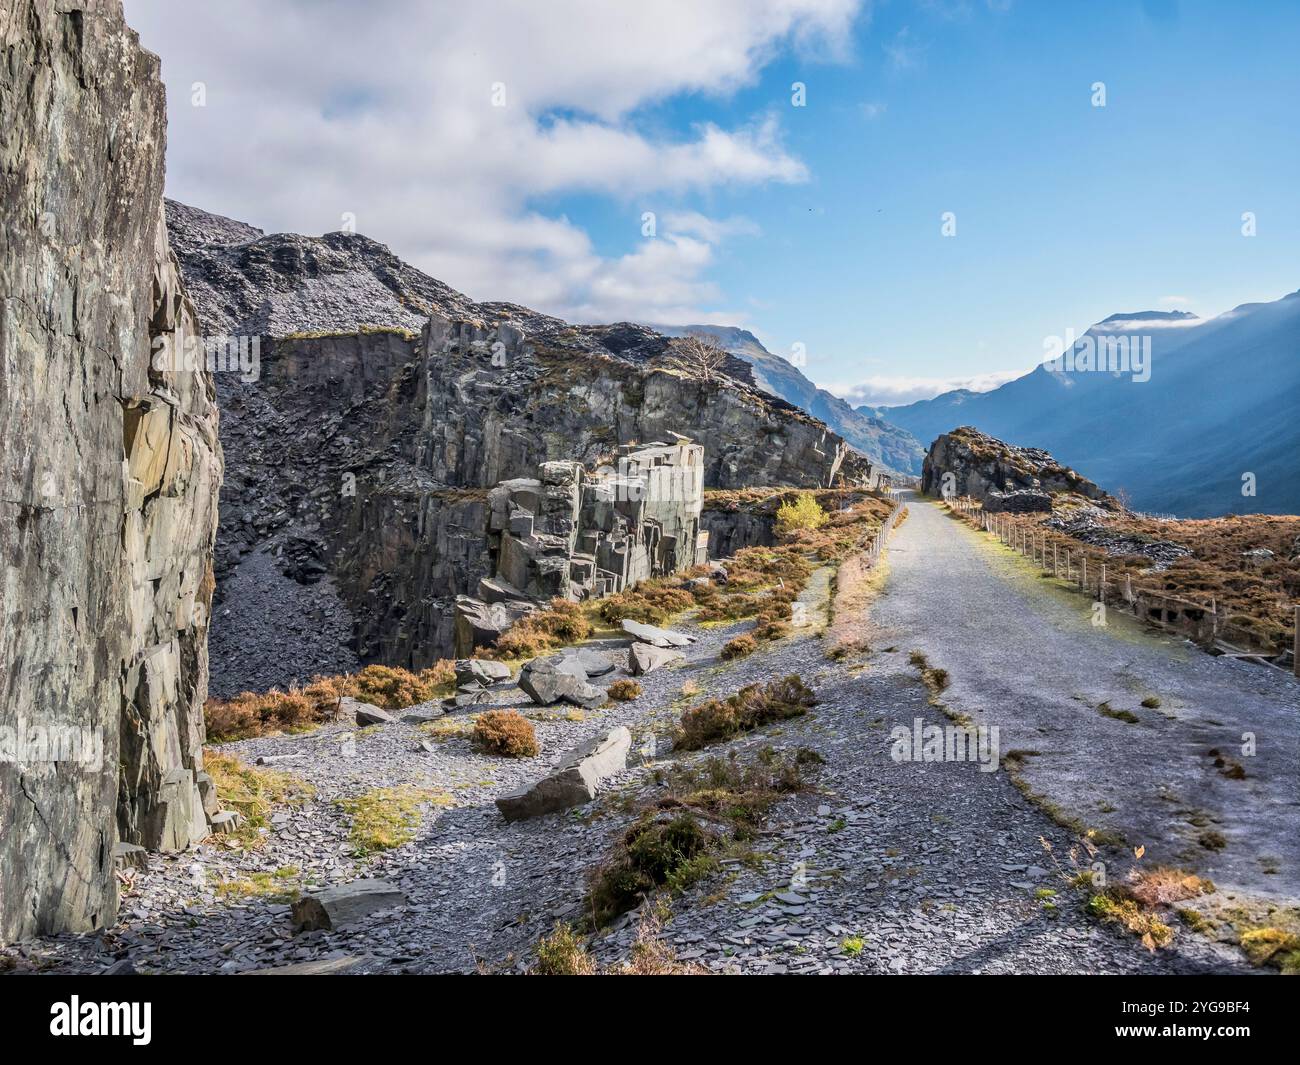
(664, 332, 730, 383)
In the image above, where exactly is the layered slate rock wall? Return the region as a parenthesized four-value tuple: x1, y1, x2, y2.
(921, 427, 1110, 510)
(166, 208, 871, 690)
(454, 442, 709, 654)
(0, 0, 222, 941)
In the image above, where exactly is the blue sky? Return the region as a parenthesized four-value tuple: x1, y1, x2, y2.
(538, 0, 1300, 403)
(131, 0, 1299, 406)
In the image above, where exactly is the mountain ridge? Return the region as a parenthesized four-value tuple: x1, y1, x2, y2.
(868, 291, 1300, 516)
(653, 323, 926, 476)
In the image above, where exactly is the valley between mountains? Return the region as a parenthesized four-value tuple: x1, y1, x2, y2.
(8, 489, 1294, 975)
(4, 1, 1298, 981)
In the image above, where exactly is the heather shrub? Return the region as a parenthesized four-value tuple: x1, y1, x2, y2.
(473, 710, 540, 757)
(720, 633, 756, 660)
(587, 814, 713, 927)
(606, 679, 643, 701)
(486, 599, 593, 658)
(204, 688, 317, 742)
(350, 663, 455, 708)
(753, 614, 791, 641)
(677, 674, 817, 750)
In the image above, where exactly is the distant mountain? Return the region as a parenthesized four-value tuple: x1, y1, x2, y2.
(869, 297, 1300, 516)
(656, 324, 926, 475)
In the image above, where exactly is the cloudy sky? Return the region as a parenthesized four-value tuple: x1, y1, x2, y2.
(126, 0, 1300, 407)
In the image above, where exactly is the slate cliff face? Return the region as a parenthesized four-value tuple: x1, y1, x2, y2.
(166, 205, 867, 693)
(0, 1, 222, 941)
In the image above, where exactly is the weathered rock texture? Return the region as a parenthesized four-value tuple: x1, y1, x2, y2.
(1, 1, 222, 941)
(922, 427, 1110, 510)
(453, 441, 707, 654)
(495, 727, 632, 821)
(166, 203, 869, 694)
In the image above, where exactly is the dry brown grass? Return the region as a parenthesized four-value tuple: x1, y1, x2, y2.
(472, 709, 540, 758)
(533, 908, 707, 975)
(205, 663, 457, 742)
(676, 674, 816, 751)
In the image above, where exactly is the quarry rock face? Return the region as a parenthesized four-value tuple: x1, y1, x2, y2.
(454, 440, 708, 654)
(0, 1, 222, 941)
(921, 427, 1110, 509)
(166, 204, 869, 693)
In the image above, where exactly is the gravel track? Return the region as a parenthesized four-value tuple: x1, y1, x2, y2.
(870, 492, 1300, 902)
(9, 502, 1287, 974)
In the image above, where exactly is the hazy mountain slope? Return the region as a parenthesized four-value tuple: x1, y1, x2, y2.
(870, 297, 1300, 516)
(656, 324, 925, 475)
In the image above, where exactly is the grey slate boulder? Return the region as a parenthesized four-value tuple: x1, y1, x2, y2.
(622, 619, 695, 648)
(454, 658, 513, 686)
(291, 880, 408, 932)
(112, 843, 149, 872)
(628, 642, 686, 675)
(518, 655, 606, 707)
(343, 697, 394, 725)
(496, 727, 632, 821)
(209, 810, 244, 835)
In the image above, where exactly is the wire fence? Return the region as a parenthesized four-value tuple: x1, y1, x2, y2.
(945, 495, 1299, 678)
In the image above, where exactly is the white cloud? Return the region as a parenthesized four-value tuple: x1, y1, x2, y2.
(825, 367, 1030, 407)
(125, 0, 865, 323)
(860, 100, 888, 119)
(884, 27, 923, 71)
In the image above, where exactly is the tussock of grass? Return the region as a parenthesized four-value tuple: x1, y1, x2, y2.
(676, 674, 816, 751)
(1239, 928, 1300, 972)
(472, 710, 540, 757)
(606, 679, 642, 702)
(534, 907, 706, 975)
(214, 866, 302, 901)
(1088, 892, 1174, 950)
(533, 921, 597, 974)
(1098, 702, 1140, 724)
(336, 786, 451, 855)
(203, 752, 315, 847)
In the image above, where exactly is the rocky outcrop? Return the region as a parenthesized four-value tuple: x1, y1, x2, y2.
(167, 203, 869, 693)
(922, 427, 1111, 509)
(1, 1, 222, 941)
